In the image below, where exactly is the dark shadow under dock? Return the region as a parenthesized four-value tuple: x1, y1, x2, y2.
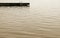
(0, 3, 30, 7)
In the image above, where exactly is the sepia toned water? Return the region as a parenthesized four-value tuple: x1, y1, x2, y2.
(0, 5, 60, 38)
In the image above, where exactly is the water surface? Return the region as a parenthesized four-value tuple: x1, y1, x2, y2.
(0, 5, 60, 38)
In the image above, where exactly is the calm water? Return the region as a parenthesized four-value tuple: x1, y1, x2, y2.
(0, 6, 60, 38)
